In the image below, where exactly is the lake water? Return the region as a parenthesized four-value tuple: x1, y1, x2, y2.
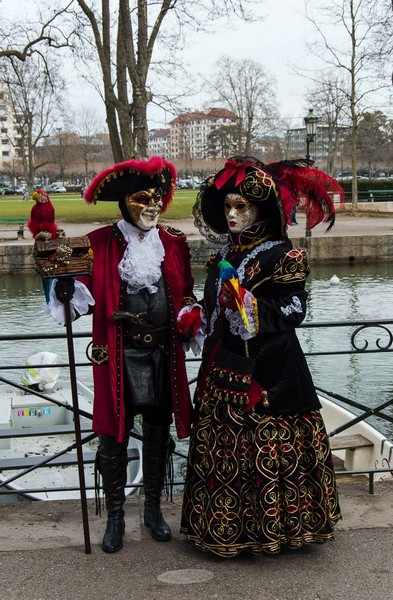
(1, 262, 393, 483)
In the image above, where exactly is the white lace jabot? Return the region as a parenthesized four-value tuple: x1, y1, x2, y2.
(117, 219, 165, 294)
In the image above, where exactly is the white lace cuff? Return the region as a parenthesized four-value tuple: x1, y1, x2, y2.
(225, 290, 256, 340)
(45, 279, 95, 326)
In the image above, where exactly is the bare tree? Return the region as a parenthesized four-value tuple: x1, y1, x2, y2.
(209, 56, 278, 155)
(371, 0, 393, 71)
(384, 119, 393, 170)
(73, 107, 106, 181)
(0, 2, 75, 62)
(305, 0, 393, 211)
(357, 110, 389, 175)
(0, 53, 67, 191)
(305, 73, 349, 175)
(72, 0, 264, 161)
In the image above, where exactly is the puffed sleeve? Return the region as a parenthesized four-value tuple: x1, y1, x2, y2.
(252, 248, 310, 333)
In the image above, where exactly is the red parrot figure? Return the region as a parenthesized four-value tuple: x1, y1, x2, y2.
(28, 189, 60, 240)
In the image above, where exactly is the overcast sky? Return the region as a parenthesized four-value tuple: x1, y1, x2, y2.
(1, 0, 391, 131)
(145, 0, 323, 129)
(173, 0, 318, 128)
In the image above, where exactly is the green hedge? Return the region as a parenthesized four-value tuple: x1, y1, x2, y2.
(338, 179, 393, 193)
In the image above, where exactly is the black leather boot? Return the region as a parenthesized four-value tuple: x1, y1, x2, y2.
(96, 436, 128, 553)
(142, 422, 172, 542)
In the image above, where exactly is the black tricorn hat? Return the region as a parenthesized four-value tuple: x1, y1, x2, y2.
(84, 156, 176, 213)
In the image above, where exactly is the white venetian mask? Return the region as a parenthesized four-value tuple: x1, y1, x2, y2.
(224, 193, 258, 233)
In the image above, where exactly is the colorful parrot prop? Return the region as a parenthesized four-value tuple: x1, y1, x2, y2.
(28, 189, 59, 240)
(218, 259, 251, 333)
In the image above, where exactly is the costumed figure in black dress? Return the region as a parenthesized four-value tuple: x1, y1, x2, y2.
(179, 156, 344, 557)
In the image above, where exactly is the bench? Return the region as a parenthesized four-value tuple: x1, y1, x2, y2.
(329, 433, 373, 472)
(0, 217, 26, 239)
(0, 422, 93, 439)
(368, 190, 393, 202)
(0, 447, 139, 470)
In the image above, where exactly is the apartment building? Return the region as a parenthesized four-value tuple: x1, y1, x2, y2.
(148, 128, 170, 157)
(0, 85, 23, 174)
(168, 108, 237, 159)
(285, 125, 350, 162)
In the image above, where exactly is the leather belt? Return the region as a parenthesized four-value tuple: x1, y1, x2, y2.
(124, 325, 169, 349)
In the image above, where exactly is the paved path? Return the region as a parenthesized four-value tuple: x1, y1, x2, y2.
(172, 212, 392, 239)
(1, 211, 393, 598)
(0, 480, 393, 600)
(1, 211, 393, 246)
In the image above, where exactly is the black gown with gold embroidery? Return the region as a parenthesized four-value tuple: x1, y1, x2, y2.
(180, 235, 341, 557)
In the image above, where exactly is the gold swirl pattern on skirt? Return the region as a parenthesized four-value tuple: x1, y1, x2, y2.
(181, 396, 341, 557)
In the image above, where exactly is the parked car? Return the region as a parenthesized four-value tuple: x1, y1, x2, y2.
(0, 186, 17, 195)
(176, 179, 192, 189)
(177, 178, 201, 189)
(335, 171, 352, 180)
(44, 184, 67, 193)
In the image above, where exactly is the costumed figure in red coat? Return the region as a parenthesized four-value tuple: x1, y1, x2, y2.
(28, 189, 61, 240)
(178, 156, 344, 556)
(46, 157, 196, 553)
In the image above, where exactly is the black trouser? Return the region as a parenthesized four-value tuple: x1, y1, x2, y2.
(125, 400, 173, 506)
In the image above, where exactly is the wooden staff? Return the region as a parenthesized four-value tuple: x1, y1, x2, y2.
(34, 235, 94, 554)
(63, 297, 91, 554)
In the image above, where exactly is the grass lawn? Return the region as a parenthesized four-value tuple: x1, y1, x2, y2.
(0, 189, 198, 223)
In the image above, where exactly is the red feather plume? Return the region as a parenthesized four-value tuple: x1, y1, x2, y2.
(266, 160, 345, 231)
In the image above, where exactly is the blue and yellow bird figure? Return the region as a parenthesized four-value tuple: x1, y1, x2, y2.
(218, 260, 251, 333)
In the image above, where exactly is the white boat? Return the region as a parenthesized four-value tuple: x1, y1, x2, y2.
(320, 393, 393, 480)
(0, 376, 143, 502)
(1, 354, 391, 502)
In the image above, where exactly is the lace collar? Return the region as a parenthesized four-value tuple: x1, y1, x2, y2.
(117, 219, 165, 294)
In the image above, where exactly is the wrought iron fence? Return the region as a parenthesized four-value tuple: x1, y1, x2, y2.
(0, 318, 392, 501)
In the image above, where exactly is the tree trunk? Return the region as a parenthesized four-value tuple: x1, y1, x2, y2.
(133, 86, 150, 158)
(26, 112, 34, 191)
(116, 9, 134, 159)
(351, 123, 358, 213)
(350, 0, 358, 213)
(105, 98, 123, 164)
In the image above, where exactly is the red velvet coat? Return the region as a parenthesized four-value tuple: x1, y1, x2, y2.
(79, 223, 195, 441)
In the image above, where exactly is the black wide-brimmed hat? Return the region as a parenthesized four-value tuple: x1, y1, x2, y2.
(196, 155, 345, 237)
(84, 156, 176, 213)
(199, 157, 280, 234)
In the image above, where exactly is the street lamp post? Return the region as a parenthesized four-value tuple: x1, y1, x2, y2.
(304, 108, 319, 237)
(304, 108, 318, 162)
(56, 127, 64, 184)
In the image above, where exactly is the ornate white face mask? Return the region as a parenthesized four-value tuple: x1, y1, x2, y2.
(125, 188, 163, 231)
(224, 193, 259, 233)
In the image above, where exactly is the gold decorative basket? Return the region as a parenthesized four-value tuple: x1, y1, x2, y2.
(34, 236, 94, 278)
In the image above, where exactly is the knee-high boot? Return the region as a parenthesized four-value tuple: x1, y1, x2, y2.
(142, 422, 172, 542)
(96, 436, 128, 553)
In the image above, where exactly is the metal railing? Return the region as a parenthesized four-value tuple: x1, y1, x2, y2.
(343, 191, 393, 203)
(0, 318, 392, 500)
